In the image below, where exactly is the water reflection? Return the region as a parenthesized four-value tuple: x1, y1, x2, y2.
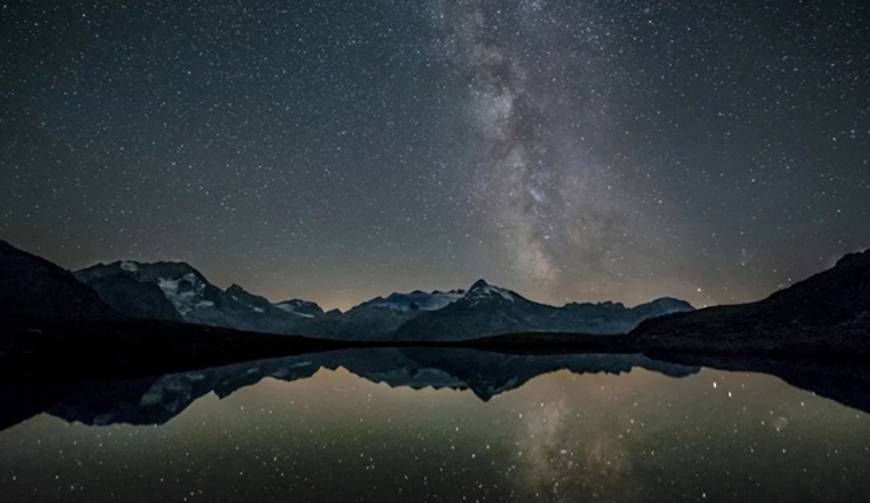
(4, 350, 701, 429)
(1, 350, 869, 502)
(3, 349, 870, 432)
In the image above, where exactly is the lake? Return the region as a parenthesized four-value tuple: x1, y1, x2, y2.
(1, 349, 868, 502)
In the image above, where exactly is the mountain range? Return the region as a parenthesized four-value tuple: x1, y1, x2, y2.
(2, 238, 869, 356)
(1, 240, 692, 340)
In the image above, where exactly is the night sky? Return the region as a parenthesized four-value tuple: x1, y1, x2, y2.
(1, 1, 868, 310)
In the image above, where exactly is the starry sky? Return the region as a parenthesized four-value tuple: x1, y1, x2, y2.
(1, 0, 868, 310)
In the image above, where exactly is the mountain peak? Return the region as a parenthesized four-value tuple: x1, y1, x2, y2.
(465, 279, 515, 302)
(647, 297, 694, 309)
(226, 283, 248, 294)
(630, 297, 694, 320)
(469, 278, 491, 291)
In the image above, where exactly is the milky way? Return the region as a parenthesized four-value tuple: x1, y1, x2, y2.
(1, 1, 868, 309)
(431, 0, 648, 297)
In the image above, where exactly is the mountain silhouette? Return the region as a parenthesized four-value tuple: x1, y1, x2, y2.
(633, 249, 870, 354)
(0, 240, 118, 320)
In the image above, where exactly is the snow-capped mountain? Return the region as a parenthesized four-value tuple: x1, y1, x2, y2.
(392, 279, 694, 341)
(275, 299, 324, 318)
(357, 289, 466, 312)
(70, 261, 694, 340)
(462, 279, 518, 305)
(67, 256, 691, 341)
(306, 288, 467, 339)
(74, 261, 322, 334)
(76, 261, 221, 322)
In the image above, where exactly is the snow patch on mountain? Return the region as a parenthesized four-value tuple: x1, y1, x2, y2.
(474, 284, 514, 301)
(275, 298, 323, 318)
(364, 290, 465, 312)
(120, 261, 138, 272)
(157, 273, 207, 315)
(276, 304, 317, 318)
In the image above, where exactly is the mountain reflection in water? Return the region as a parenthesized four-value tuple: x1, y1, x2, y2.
(4, 350, 699, 429)
(2, 348, 870, 431)
(1, 348, 869, 503)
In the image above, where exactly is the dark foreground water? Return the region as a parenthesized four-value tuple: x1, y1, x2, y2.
(1, 349, 868, 502)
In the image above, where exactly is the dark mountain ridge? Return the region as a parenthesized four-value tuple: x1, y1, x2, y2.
(0, 240, 118, 320)
(633, 249, 870, 354)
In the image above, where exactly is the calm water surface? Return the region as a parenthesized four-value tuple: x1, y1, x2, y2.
(1, 350, 868, 502)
